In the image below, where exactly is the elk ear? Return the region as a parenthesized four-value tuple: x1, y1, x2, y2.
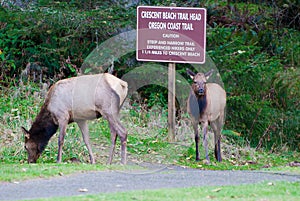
(21, 127, 30, 140)
(186, 68, 196, 79)
(205, 69, 214, 80)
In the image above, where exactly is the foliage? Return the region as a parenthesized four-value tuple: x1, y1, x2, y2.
(0, 1, 136, 82)
(208, 25, 299, 150)
(203, 2, 299, 150)
(0, 1, 299, 153)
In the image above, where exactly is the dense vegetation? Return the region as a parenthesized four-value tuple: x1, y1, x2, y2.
(0, 0, 299, 166)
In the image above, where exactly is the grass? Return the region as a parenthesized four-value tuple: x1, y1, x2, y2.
(0, 162, 147, 182)
(30, 181, 300, 201)
(0, 163, 105, 182)
(0, 82, 299, 183)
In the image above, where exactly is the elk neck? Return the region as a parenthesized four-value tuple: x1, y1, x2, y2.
(197, 93, 207, 115)
(29, 104, 58, 151)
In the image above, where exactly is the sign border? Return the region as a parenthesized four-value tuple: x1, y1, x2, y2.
(136, 6, 207, 64)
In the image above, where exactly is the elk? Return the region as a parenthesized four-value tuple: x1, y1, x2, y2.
(187, 68, 226, 163)
(21, 73, 128, 164)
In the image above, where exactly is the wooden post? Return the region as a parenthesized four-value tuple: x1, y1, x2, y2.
(168, 62, 176, 142)
(167, 2, 177, 143)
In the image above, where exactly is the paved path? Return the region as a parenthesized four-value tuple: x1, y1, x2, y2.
(1, 165, 299, 200)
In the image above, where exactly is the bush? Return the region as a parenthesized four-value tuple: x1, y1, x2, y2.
(0, 1, 136, 84)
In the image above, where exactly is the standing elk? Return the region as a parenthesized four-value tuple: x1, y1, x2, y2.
(22, 73, 128, 164)
(187, 68, 226, 163)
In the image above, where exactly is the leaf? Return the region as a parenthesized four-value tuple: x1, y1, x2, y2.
(212, 188, 222, 192)
(84, 68, 92, 74)
(78, 188, 88, 192)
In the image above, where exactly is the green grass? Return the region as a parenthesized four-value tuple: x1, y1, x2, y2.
(179, 147, 300, 172)
(0, 83, 299, 183)
(30, 181, 300, 201)
(0, 163, 146, 182)
(0, 163, 103, 182)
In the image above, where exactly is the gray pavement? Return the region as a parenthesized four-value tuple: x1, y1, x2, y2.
(1, 165, 299, 200)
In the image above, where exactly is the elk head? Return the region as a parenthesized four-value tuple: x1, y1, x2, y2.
(22, 127, 41, 163)
(187, 68, 213, 96)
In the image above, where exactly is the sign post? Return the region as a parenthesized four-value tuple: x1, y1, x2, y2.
(168, 62, 176, 142)
(136, 6, 206, 142)
(167, 3, 176, 143)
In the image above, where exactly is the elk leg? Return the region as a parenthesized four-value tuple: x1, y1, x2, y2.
(214, 133, 222, 162)
(119, 131, 127, 165)
(216, 138, 222, 162)
(108, 116, 127, 165)
(202, 121, 210, 163)
(77, 120, 95, 164)
(211, 121, 222, 162)
(57, 123, 67, 163)
(116, 121, 127, 165)
(217, 113, 224, 162)
(107, 123, 117, 165)
(193, 123, 200, 161)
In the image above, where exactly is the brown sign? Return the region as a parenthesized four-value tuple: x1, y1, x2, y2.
(136, 6, 206, 64)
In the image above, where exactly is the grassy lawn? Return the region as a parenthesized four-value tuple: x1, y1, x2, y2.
(30, 181, 300, 201)
(0, 163, 104, 182)
(0, 83, 299, 183)
(0, 162, 150, 182)
(0, 95, 299, 182)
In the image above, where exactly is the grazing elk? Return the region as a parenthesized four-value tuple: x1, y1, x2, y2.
(22, 73, 128, 164)
(187, 69, 226, 163)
